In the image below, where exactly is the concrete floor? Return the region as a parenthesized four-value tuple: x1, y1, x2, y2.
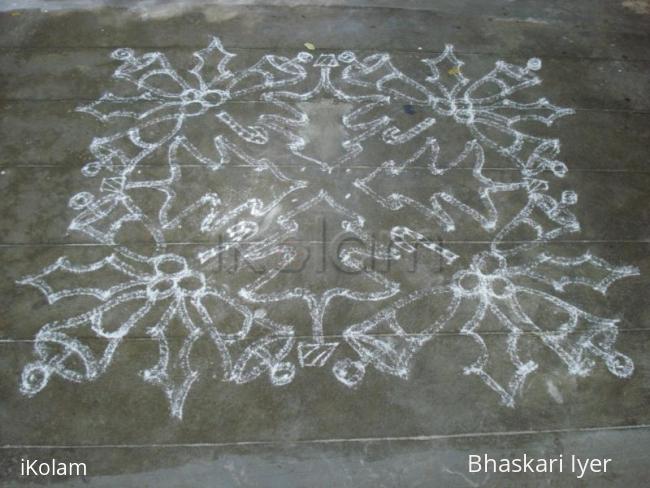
(0, 1, 649, 486)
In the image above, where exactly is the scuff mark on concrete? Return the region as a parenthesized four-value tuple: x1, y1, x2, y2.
(492, 16, 550, 25)
(622, 0, 649, 15)
(546, 380, 564, 404)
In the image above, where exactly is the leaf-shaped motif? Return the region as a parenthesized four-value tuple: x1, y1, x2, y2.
(512, 252, 640, 294)
(76, 92, 172, 122)
(141, 300, 202, 420)
(189, 36, 236, 89)
(17, 254, 147, 303)
(423, 44, 469, 99)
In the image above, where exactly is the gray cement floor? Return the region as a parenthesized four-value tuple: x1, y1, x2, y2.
(0, 1, 649, 486)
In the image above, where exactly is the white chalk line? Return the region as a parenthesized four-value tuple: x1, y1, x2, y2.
(3, 97, 650, 115)
(1, 239, 648, 248)
(3, 423, 650, 450)
(3, 328, 650, 343)
(5, 164, 650, 174)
